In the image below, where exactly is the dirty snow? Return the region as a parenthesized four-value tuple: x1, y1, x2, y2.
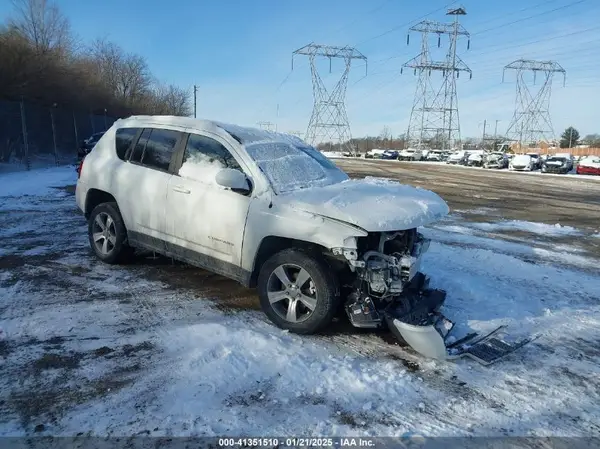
(286, 176, 449, 232)
(1, 166, 600, 438)
(466, 220, 581, 236)
(0, 166, 75, 197)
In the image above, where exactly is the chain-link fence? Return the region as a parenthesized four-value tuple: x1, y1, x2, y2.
(0, 99, 118, 171)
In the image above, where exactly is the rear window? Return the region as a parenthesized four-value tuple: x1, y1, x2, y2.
(115, 128, 139, 160)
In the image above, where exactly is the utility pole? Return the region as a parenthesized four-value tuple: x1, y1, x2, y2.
(402, 7, 471, 151)
(503, 59, 566, 148)
(292, 43, 367, 154)
(193, 85, 198, 118)
(494, 119, 500, 137)
(482, 119, 487, 144)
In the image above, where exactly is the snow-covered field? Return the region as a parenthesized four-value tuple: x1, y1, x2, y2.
(1, 167, 600, 438)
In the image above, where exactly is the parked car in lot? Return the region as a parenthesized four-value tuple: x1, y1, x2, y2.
(78, 131, 105, 160)
(483, 152, 509, 169)
(526, 153, 542, 170)
(541, 154, 574, 174)
(380, 150, 399, 160)
(365, 149, 386, 159)
(426, 150, 443, 161)
(398, 148, 423, 161)
(509, 154, 535, 171)
(576, 155, 600, 175)
(467, 151, 485, 167)
(75, 115, 450, 338)
(446, 150, 469, 165)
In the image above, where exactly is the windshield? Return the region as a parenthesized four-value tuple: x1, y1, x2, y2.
(216, 122, 349, 194)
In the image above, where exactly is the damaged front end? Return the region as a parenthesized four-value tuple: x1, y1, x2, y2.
(334, 230, 535, 365)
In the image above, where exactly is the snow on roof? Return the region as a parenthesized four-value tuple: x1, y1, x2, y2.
(116, 116, 305, 147)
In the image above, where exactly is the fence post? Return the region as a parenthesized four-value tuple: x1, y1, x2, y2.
(73, 111, 79, 153)
(20, 98, 30, 171)
(50, 104, 59, 166)
(90, 110, 95, 133)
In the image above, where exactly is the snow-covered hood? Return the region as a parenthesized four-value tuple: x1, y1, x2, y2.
(468, 153, 483, 161)
(448, 152, 465, 160)
(485, 153, 503, 162)
(512, 155, 532, 166)
(281, 177, 449, 232)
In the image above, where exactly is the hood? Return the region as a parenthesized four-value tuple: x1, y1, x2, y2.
(281, 177, 449, 232)
(448, 152, 465, 160)
(485, 153, 503, 161)
(512, 155, 531, 165)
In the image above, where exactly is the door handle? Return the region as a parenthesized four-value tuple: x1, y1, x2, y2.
(172, 185, 191, 194)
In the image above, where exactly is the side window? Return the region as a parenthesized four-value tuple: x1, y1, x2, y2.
(130, 128, 151, 163)
(141, 128, 180, 172)
(115, 128, 139, 160)
(179, 133, 242, 181)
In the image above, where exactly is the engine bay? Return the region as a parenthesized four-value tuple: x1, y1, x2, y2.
(341, 229, 431, 328)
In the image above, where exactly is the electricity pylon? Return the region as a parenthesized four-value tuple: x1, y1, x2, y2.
(503, 59, 566, 149)
(292, 43, 367, 152)
(402, 7, 471, 150)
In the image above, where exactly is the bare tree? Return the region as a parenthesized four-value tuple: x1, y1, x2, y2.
(88, 38, 152, 105)
(157, 84, 191, 116)
(8, 0, 72, 54)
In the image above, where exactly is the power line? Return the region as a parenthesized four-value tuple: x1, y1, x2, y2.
(471, 0, 561, 28)
(470, 0, 589, 36)
(328, 0, 395, 37)
(353, 1, 459, 46)
(467, 25, 600, 55)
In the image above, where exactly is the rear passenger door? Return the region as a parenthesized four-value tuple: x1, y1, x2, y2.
(117, 127, 184, 248)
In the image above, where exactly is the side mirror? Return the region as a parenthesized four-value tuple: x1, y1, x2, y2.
(215, 168, 251, 194)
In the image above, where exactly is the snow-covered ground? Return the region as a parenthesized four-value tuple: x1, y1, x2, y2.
(1, 167, 600, 438)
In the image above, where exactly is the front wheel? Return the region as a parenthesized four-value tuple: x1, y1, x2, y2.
(257, 249, 339, 334)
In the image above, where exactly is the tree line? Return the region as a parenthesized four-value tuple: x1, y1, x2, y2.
(0, 0, 191, 118)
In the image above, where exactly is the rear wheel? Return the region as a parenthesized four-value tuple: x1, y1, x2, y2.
(88, 202, 134, 264)
(257, 249, 339, 334)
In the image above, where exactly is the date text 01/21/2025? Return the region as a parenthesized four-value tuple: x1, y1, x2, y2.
(217, 437, 376, 447)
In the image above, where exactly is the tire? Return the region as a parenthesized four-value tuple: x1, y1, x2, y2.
(88, 202, 134, 264)
(257, 248, 339, 334)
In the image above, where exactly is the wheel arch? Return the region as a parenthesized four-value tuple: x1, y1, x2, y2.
(249, 236, 339, 289)
(84, 189, 118, 219)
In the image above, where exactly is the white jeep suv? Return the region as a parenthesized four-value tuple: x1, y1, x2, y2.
(76, 116, 449, 335)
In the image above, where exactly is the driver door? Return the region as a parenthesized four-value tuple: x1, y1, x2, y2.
(164, 132, 252, 269)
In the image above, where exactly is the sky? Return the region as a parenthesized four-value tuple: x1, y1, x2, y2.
(2, 0, 599, 140)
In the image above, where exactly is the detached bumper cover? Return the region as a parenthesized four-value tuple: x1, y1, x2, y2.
(383, 281, 538, 365)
